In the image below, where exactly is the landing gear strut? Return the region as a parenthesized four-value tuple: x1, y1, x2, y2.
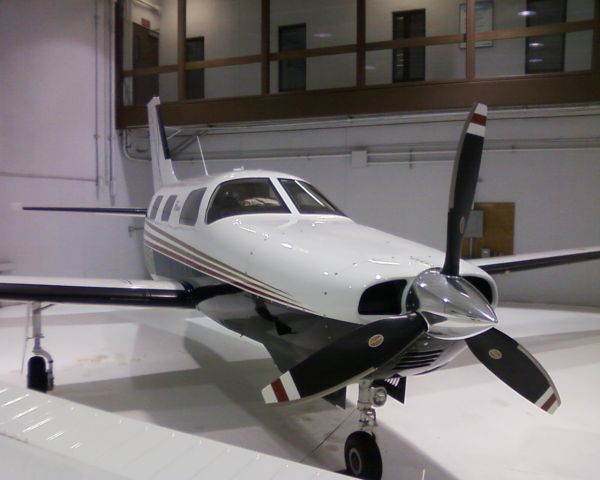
(25, 302, 54, 393)
(344, 380, 386, 479)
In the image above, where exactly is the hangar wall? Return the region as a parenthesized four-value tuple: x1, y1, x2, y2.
(1, 1, 599, 306)
(0, 0, 151, 279)
(165, 107, 600, 307)
(140, 0, 594, 101)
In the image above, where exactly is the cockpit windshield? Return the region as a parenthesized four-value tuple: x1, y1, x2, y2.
(206, 178, 290, 224)
(279, 178, 344, 215)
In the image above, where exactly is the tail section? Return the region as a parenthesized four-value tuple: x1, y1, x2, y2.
(147, 97, 179, 191)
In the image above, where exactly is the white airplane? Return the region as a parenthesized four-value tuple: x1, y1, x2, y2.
(1, 97, 599, 480)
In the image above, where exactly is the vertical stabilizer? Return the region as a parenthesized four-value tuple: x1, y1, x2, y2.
(147, 97, 178, 191)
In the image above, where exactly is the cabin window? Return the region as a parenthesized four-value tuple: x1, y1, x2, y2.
(206, 178, 290, 224)
(278, 179, 344, 215)
(148, 195, 163, 220)
(161, 195, 177, 222)
(179, 188, 206, 226)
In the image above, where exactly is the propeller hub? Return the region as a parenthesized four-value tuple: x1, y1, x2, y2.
(412, 269, 497, 340)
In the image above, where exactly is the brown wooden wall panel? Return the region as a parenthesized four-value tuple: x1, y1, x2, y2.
(118, 72, 600, 128)
(462, 203, 515, 259)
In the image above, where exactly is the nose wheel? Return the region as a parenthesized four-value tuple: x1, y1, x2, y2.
(344, 380, 386, 479)
(25, 302, 54, 393)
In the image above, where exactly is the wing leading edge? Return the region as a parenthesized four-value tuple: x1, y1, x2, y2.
(470, 246, 600, 275)
(0, 276, 240, 308)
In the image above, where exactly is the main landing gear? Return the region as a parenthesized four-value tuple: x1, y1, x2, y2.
(344, 380, 387, 480)
(25, 302, 54, 393)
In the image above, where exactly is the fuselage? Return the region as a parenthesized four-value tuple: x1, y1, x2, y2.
(142, 169, 498, 378)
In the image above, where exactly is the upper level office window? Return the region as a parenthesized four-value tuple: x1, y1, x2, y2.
(279, 24, 306, 92)
(179, 188, 206, 226)
(186, 36, 205, 99)
(393, 10, 426, 82)
(525, 0, 566, 74)
(161, 195, 178, 222)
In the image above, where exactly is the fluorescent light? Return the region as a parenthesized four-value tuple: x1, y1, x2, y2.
(313, 32, 332, 38)
(529, 42, 544, 47)
(518, 10, 536, 17)
(364, 65, 376, 71)
(528, 58, 543, 63)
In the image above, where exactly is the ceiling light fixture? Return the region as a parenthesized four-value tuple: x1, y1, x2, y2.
(518, 10, 536, 17)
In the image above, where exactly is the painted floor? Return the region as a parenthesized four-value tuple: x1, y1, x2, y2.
(0, 302, 599, 480)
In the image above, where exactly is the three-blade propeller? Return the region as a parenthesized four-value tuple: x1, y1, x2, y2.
(262, 103, 560, 415)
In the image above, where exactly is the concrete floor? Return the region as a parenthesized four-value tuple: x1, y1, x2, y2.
(0, 302, 599, 480)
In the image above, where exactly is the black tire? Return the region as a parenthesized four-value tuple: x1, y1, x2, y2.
(344, 431, 383, 479)
(27, 356, 48, 393)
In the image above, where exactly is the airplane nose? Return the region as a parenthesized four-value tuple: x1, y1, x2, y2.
(412, 269, 497, 340)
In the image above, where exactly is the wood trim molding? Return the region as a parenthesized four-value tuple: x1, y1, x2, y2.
(261, 0, 270, 95)
(356, 0, 366, 87)
(117, 72, 600, 128)
(475, 20, 594, 42)
(177, 0, 186, 101)
(593, 0, 600, 72)
(465, 0, 475, 80)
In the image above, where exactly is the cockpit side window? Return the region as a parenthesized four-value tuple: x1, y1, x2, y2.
(278, 178, 344, 215)
(179, 188, 206, 226)
(206, 178, 290, 224)
(148, 195, 163, 220)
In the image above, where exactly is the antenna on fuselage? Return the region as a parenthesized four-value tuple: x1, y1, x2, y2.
(196, 135, 209, 176)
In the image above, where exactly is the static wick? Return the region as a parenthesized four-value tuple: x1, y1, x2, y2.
(196, 136, 209, 176)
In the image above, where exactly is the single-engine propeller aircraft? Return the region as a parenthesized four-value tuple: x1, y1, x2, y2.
(1, 98, 600, 479)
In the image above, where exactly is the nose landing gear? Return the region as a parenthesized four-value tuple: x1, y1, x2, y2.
(344, 380, 387, 480)
(25, 302, 54, 393)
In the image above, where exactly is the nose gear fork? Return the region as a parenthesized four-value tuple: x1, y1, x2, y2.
(345, 380, 387, 479)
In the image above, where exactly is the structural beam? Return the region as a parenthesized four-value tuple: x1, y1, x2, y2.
(118, 72, 600, 128)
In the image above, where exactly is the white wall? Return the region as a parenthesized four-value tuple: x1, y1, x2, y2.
(1, 1, 598, 306)
(0, 0, 151, 278)
(160, 106, 600, 307)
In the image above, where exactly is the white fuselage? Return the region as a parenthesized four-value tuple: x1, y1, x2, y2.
(143, 169, 498, 377)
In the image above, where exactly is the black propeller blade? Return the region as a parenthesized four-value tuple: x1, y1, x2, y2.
(466, 327, 561, 414)
(442, 103, 487, 277)
(262, 313, 427, 403)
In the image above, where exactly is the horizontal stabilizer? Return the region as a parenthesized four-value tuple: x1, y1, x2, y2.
(19, 206, 147, 217)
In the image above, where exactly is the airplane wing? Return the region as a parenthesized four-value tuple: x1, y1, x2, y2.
(0, 381, 346, 480)
(15, 205, 147, 217)
(470, 246, 600, 274)
(0, 276, 240, 308)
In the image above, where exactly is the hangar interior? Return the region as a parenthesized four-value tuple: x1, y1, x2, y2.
(0, 1, 599, 479)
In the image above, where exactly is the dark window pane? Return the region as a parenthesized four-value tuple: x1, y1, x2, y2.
(186, 36, 204, 99)
(526, 0, 566, 73)
(180, 188, 206, 226)
(393, 10, 425, 82)
(279, 179, 344, 215)
(148, 195, 163, 220)
(279, 24, 306, 92)
(161, 195, 177, 222)
(206, 178, 290, 224)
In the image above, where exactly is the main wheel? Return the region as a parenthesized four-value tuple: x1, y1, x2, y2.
(344, 431, 383, 479)
(27, 356, 48, 393)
